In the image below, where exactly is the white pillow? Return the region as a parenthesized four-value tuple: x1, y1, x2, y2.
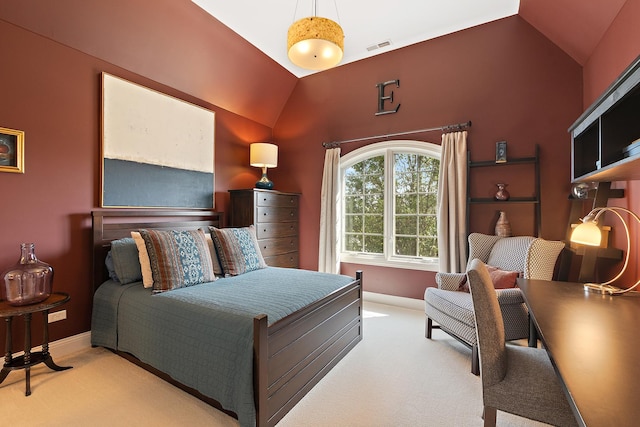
(131, 231, 153, 288)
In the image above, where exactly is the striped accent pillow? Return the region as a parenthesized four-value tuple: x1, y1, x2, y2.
(139, 229, 216, 293)
(209, 226, 267, 276)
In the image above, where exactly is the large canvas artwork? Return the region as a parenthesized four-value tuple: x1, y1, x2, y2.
(101, 73, 215, 208)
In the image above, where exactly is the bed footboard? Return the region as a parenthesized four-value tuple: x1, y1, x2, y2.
(253, 271, 363, 427)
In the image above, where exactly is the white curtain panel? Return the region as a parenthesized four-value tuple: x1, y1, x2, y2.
(318, 147, 341, 274)
(437, 131, 468, 273)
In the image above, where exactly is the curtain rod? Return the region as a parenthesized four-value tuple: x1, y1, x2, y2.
(322, 120, 471, 148)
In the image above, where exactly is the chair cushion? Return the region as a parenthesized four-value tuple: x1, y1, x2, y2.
(425, 288, 477, 345)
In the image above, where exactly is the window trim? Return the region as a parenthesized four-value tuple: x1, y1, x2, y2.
(340, 140, 441, 272)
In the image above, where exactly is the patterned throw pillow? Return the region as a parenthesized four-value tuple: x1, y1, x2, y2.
(209, 226, 267, 276)
(139, 229, 216, 293)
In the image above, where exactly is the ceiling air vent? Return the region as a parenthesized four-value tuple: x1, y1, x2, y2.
(367, 40, 392, 52)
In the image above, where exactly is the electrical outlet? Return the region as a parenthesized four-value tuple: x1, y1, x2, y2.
(48, 310, 67, 323)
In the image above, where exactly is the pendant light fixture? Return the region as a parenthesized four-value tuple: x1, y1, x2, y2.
(287, 0, 344, 71)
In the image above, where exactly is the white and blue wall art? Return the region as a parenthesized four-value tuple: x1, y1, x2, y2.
(101, 73, 215, 208)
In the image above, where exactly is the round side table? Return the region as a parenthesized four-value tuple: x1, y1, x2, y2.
(0, 292, 72, 396)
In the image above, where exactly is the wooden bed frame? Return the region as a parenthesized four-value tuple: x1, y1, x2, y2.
(92, 209, 363, 427)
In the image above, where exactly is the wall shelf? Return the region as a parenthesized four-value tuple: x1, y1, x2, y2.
(570, 54, 640, 182)
(469, 197, 539, 204)
(466, 144, 540, 237)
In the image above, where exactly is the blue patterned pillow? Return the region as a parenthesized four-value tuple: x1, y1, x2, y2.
(139, 229, 216, 293)
(209, 226, 267, 276)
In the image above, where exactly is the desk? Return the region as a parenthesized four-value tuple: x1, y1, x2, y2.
(0, 292, 72, 396)
(518, 279, 640, 427)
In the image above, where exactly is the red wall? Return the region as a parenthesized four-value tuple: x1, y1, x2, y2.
(273, 16, 583, 299)
(0, 15, 276, 348)
(580, 0, 640, 285)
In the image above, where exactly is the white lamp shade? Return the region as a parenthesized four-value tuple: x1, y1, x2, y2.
(250, 143, 278, 168)
(570, 221, 602, 246)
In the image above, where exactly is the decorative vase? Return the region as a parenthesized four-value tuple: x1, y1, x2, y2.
(495, 211, 512, 237)
(2, 243, 53, 306)
(495, 183, 510, 201)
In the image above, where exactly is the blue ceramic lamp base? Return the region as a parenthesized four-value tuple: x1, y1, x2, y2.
(255, 172, 274, 190)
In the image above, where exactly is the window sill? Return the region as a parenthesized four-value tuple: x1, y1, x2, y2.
(340, 254, 439, 272)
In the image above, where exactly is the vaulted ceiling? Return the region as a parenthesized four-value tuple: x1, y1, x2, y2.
(193, 0, 629, 77)
(519, 0, 627, 66)
(0, 0, 630, 127)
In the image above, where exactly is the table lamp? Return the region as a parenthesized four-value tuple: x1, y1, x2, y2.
(250, 143, 278, 190)
(570, 206, 640, 295)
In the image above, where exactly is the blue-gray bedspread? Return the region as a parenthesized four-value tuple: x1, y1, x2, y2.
(91, 267, 355, 427)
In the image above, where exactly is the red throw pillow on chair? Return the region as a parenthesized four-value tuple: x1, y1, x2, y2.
(458, 265, 520, 292)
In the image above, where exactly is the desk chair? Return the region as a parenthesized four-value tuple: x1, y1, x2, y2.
(467, 259, 578, 427)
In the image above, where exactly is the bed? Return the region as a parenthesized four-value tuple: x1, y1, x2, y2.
(90, 209, 362, 427)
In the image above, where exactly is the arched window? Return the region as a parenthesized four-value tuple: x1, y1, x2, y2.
(340, 140, 440, 271)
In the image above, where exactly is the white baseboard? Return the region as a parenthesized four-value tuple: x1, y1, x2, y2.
(363, 291, 424, 311)
(13, 331, 92, 360)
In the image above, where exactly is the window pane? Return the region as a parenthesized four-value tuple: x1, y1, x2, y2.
(395, 236, 417, 256)
(345, 234, 363, 252)
(365, 174, 384, 193)
(396, 215, 417, 235)
(344, 172, 363, 194)
(419, 237, 438, 257)
(364, 235, 383, 253)
(364, 215, 383, 234)
(363, 156, 384, 175)
(419, 215, 437, 236)
(419, 171, 438, 193)
(395, 194, 417, 213)
(345, 215, 363, 233)
(364, 194, 383, 214)
(419, 194, 437, 214)
(345, 195, 364, 213)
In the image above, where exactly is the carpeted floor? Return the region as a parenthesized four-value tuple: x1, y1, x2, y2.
(2, 301, 547, 426)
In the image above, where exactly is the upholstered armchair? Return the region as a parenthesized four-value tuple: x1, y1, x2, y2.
(424, 233, 565, 375)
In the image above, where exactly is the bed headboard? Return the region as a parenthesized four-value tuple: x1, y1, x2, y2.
(92, 209, 223, 291)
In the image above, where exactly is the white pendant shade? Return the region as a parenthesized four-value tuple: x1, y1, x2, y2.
(287, 17, 344, 70)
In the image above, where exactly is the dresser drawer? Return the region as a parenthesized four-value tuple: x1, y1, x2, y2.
(265, 252, 299, 268)
(256, 206, 298, 223)
(257, 237, 299, 257)
(255, 222, 298, 239)
(256, 191, 299, 208)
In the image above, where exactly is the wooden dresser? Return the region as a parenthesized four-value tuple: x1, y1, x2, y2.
(228, 189, 300, 268)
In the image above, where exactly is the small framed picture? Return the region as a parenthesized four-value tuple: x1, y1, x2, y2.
(0, 127, 25, 173)
(496, 141, 507, 163)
